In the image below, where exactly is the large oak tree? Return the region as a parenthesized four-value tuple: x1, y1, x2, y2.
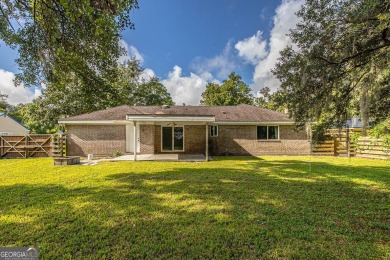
(273, 0, 390, 139)
(20, 59, 174, 133)
(0, 0, 138, 99)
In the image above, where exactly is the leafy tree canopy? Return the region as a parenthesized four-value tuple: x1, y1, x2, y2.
(254, 87, 286, 112)
(273, 0, 390, 139)
(0, 0, 138, 92)
(0, 92, 24, 122)
(114, 59, 174, 106)
(201, 72, 254, 106)
(20, 59, 173, 133)
(0, 92, 9, 113)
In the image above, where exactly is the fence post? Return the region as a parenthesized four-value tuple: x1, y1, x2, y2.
(346, 127, 350, 157)
(61, 135, 64, 157)
(25, 135, 28, 158)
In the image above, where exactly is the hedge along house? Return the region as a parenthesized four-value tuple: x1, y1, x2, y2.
(58, 104, 311, 161)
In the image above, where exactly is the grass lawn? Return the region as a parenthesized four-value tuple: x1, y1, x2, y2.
(0, 156, 389, 259)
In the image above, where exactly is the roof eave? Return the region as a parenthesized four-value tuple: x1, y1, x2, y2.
(214, 121, 294, 125)
(58, 120, 128, 125)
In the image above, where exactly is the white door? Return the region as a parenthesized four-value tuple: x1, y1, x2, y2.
(126, 124, 140, 153)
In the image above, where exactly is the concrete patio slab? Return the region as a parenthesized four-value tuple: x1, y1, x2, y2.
(108, 154, 210, 162)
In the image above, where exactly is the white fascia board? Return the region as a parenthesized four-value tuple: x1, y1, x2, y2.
(126, 115, 215, 123)
(214, 121, 294, 126)
(58, 120, 129, 125)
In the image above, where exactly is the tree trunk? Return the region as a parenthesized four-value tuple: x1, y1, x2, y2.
(360, 83, 370, 136)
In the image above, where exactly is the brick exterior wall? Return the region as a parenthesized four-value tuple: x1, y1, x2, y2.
(185, 125, 206, 154)
(66, 125, 126, 156)
(211, 125, 310, 156)
(140, 125, 154, 154)
(66, 124, 309, 157)
(154, 125, 161, 154)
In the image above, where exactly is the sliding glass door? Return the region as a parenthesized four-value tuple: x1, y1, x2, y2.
(162, 126, 184, 151)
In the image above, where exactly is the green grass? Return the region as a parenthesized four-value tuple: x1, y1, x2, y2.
(0, 156, 389, 259)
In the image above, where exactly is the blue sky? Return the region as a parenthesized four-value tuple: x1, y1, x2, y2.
(126, 0, 279, 81)
(0, 0, 304, 105)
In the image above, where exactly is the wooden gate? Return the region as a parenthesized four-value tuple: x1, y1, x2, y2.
(312, 128, 362, 156)
(0, 134, 66, 158)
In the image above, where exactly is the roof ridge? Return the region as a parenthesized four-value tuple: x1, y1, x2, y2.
(61, 105, 133, 120)
(59, 104, 292, 123)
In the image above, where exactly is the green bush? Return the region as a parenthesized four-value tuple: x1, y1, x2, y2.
(367, 119, 390, 153)
(350, 132, 362, 151)
(368, 119, 390, 138)
(113, 150, 123, 157)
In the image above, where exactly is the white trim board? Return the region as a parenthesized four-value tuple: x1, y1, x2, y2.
(214, 121, 294, 126)
(58, 120, 129, 125)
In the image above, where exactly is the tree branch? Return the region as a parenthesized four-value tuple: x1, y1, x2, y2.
(315, 42, 390, 65)
(0, 3, 15, 31)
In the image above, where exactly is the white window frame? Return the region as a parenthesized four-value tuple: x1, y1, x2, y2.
(257, 125, 280, 140)
(210, 125, 218, 137)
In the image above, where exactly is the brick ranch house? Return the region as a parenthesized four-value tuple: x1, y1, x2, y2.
(58, 104, 311, 160)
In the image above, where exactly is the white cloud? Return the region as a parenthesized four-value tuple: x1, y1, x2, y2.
(191, 40, 237, 80)
(140, 68, 156, 81)
(0, 69, 40, 105)
(119, 43, 209, 104)
(162, 66, 214, 105)
(235, 31, 268, 64)
(118, 40, 156, 81)
(119, 39, 144, 64)
(235, 0, 303, 92)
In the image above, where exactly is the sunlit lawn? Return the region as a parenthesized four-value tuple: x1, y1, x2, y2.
(0, 156, 389, 259)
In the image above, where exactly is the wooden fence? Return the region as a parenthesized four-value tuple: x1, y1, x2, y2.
(355, 137, 390, 160)
(0, 134, 66, 158)
(312, 128, 361, 157)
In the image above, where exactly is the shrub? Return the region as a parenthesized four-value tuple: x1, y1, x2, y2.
(113, 150, 123, 157)
(368, 119, 390, 138)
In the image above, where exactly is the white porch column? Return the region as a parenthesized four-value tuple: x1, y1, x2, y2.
(133, 121, 137, 161)
(205, 123, 209, 162)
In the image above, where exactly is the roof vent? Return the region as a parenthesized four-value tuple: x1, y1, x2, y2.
(161, 105, 170, 109)
(222, 111, 227, 119)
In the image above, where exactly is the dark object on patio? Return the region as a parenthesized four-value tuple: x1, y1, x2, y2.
(53, 156, 80, 166)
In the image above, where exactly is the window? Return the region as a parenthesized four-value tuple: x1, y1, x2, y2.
(210, 125, 218, 137)
(162, 126, 184, 151)
(257, 126, 279, 140)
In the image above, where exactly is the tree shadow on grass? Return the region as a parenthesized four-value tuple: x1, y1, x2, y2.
(0, 158, 389, 259)
(244, 158, 390, 190)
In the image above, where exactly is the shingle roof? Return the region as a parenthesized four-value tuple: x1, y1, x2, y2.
(0, 112, 30, 130)
(59, 104, 292, 123)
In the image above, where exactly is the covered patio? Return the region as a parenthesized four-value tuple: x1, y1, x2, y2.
(126, 114, 215, 162)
